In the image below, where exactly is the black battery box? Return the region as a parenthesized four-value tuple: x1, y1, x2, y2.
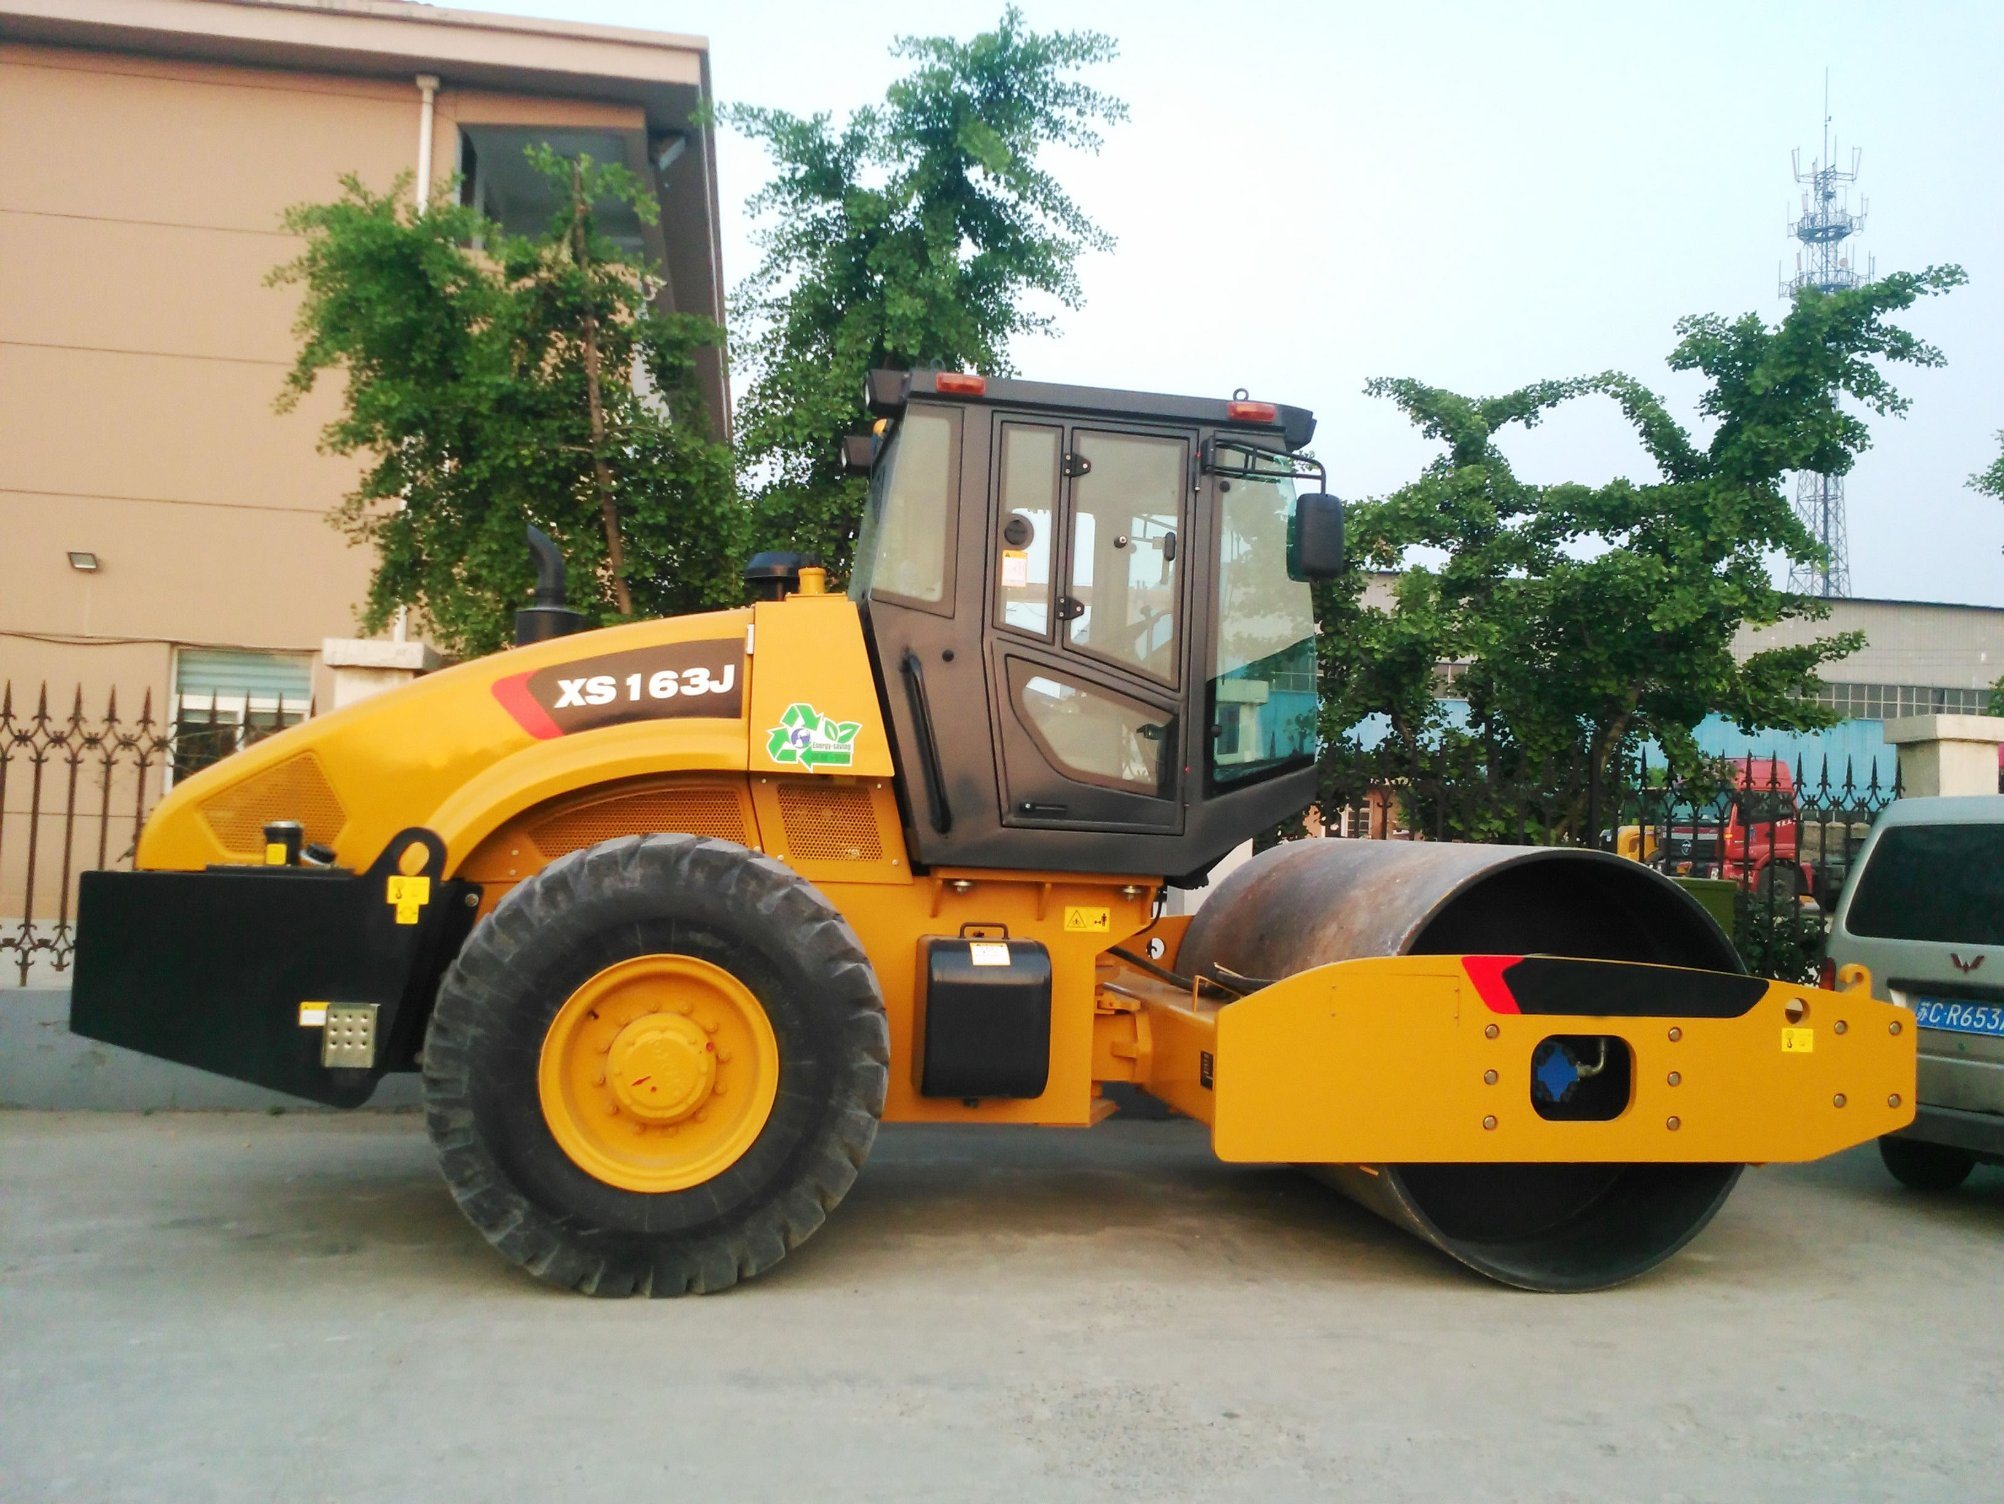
(915, 936, 1052, 1098)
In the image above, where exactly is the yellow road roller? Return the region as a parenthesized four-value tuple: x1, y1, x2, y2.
(71, 369, 1914, 1295)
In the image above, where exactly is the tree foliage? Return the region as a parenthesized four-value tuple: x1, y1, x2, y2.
(272, 150, 744, 657)
(725, 5, 1126, 575)
(1315, 267, 1966, 840)
(1973, 429, 2004, 503)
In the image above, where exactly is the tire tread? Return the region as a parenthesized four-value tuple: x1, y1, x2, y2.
(422, 832, 887, 1295)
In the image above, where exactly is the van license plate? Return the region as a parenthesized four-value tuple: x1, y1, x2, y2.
(1912, 998, 2004, 1038)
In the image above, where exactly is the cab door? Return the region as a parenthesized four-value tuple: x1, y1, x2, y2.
(985, 420, 1191, 832)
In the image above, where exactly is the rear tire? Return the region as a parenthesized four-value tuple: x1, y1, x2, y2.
(1755, 863, 1804, 903)
(1877, 1135, 1975, 1192)
(422, 833, 889, 1295)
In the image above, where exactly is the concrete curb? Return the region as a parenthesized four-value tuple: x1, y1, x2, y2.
(1, 987, 421, 1111)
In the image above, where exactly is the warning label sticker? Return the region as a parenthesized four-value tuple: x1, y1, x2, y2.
(385, 875, 431, 925)
(1063, 905, 1111, 934)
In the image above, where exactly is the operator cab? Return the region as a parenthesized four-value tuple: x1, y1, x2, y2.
(848, 368, 1341, 884)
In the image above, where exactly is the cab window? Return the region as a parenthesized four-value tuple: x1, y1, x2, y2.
(995, 423, 1059, 637)
(1065, 431, 1184, 685)
(849, 410, 956, 608)
(1209, 457, 1317, 786)
(1006, 658, 1174, 796)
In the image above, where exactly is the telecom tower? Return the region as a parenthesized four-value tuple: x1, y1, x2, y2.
(1779, 77, 1872, 597)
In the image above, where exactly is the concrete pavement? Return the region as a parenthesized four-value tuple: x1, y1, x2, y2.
(2, 1112, 2000, 1503)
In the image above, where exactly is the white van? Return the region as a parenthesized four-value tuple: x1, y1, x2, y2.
(1826, 795, 2004, 1190)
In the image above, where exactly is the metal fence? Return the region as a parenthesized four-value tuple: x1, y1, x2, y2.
(1322, 750, 1897, 888)
(1311, 749, 1903, 980)
(1, 683, 310, 985)
(1, 684, 1906, 988)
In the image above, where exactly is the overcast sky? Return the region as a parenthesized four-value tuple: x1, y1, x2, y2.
(441, 0, 2004, 606)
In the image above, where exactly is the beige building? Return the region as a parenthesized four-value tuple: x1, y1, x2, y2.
(1736, 596, 2003, 720)
(0, 0, 725, 943)
(1364, 575, 2004, 719)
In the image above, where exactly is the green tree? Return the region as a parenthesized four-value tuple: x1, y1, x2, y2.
(272, 149, 744, 657)
(1315, 267, 1966, 840)
(725, 6, 1126, 575)
(1968, 428, 2004, 503)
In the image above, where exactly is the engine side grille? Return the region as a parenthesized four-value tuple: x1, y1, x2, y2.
(199, 752, 345, 856)
(532, 786, 749, 856)
(776, 782, 882, 863)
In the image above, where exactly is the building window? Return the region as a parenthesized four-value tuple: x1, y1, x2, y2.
(1811, 681, 1988, 719)
(458, 126, 649, 256)
(171, 649, 314, 782)
(1430, 661, 1470, 697)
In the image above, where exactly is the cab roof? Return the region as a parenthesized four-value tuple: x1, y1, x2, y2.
(867, 368, 1316, 453)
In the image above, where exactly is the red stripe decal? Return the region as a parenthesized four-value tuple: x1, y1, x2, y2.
(1461, 954, 1524, 1014)
(492, 673, 562, 740)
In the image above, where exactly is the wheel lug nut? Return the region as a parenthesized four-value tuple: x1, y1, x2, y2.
(713, 1083, 727, 1096)
(717, 1049, 732, 1064)
(677, 1001, 693, 1015)
(700, 1018, 719, 1035)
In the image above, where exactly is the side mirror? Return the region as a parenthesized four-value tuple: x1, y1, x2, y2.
(1287, 492, 1344, 580)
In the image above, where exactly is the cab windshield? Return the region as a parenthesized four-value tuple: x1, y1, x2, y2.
(1210, 460, 1317, 786)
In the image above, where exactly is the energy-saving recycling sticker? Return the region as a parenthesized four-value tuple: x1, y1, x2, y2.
(767, 702, 862, 770)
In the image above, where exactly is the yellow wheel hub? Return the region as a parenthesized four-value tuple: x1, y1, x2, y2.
(606, 1013, 716, 1122)
(537, 954, 780, 1194)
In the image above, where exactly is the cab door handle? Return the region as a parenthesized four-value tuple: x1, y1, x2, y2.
(899, 650, 952, 835)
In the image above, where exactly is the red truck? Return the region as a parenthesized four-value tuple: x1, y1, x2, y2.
(1653, 758, 1814, 900)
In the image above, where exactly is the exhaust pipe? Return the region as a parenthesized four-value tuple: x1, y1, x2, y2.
(1179, 841, 1745, 1291)
(515, 525, 587, 646)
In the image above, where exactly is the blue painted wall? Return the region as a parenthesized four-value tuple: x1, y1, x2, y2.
(1688, 714, 1897, 790)
(1346, 701, 1901, 792)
